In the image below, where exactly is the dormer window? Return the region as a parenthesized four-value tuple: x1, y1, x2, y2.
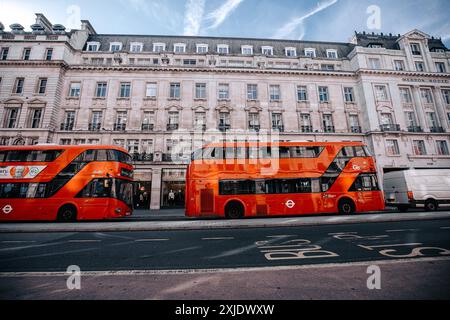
(130, 42, 143, 53)
(196, 44, 208, 54)
(410, 43, 421, 55)
(285, 47, 297, 57)
(262, 46, 273, 56)
(174, 43, 186, 53)
(217, 44, 229, 54)
(368, 43, 383, 48)
(241, 45, 253, 55)
(153, 43, 166, 53)
(87, 42, 100, 52)
(326, 49, 338, 59)
(304, 48, 316, 58)
(109, 42, 122, 52)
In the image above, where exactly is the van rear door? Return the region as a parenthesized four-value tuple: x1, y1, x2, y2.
(384, 171, 409, 205)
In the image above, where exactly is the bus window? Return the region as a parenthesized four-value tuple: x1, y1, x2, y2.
(2, 150, 62, 162)
(97, 150, 108, 161)
(0, 151, 6, 162)
(349, 174, 380, 191)
(211, 147, 224, 160)
(354, 146, 366, 157)
(340, 147, 355, 158)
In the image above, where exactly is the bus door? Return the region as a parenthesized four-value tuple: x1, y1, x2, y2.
(77, 178, 111, 218)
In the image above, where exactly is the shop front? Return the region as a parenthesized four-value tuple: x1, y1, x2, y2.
(161, 169, 186, 208)
(133, 171, 152, 210)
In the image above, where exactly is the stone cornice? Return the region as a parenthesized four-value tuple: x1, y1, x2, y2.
(0, 60, 69, 70)
(357, 68, 450, 78)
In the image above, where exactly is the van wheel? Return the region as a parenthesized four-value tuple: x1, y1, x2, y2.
(57, 205, 78, 222)
(424, 199, 438, 212)
(338, 198, 356, 215)
(225, 202, 245, 219)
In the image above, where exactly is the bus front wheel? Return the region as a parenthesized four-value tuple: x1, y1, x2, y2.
(57, 205, 78, 222)
(225, 202, 245, 219)
(338, 198, 356, 215)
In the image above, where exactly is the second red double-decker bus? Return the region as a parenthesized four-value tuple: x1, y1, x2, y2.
(186, 141, 385, 218)
(0, 145, 134, 222)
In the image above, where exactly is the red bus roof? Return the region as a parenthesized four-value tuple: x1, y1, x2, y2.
(202, 141, 366, 148)
(0, 145, 129, 154)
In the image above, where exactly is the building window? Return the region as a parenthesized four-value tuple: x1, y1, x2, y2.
(195, 83, 207, 99)
(349, 114, 361, 132)
(399, 87, 412, 103)
(405, 111, 418, 128)
(113, 139, 125, 148)
(126, 140, 139, 155)
(344, 87, 354, 102)
(194, 112, 206, 130)
(3, 108, 20, 128)
(13, 78, 25, 95)
(170, 83, 181, 99)
(174, 43, 186, 53)
(426, 112, 439, 128)
(115, 111, 127, 131)
(374, 85, 388, 101)
(321, 64, 335, 71)
(28, 108, 42, 128)
(142, 111, 155, 131)
(62, 111, 75, 131)
(167, 112, 179, 130)
(272, 113, 284, 132)
(269, 85, 281, 101)
(217, 44, 229, 54)
(368, 44, 382, 48)
(412, 140, 426, 155)
(247, 84, 258, 100)
(241, 45, 253, 55)
(318, 86, 329, 102)
(23, 48, 31, 60)
(323, 114, 335, 132)
(109, 42, 122, 52)
(304, 48, 316, 58)
(218, 83, 229, 100)
(386, 139, 400, 155)
(60, 139, 71, 145)
(196, 44, 208, 54)
(326, 49, 338, 59)
(130, 42, 143, 53)
(285, 47, 297, 57)
(95, 82, 107, 98)
(89, 111, 103, 131)
(1, 48, 9, 60)
(368, 58, 381, 69)
(119, 82, 131, 98)
(420, 88, 433, 104)
(436, 62, 446, 73)
(248, 113, 260, 131)
(145, 83, 157, 98)
(218, 112, 231, 131)
(436, 140, 450, 155)
(410, 43, 421, 55)
(153, 43, 166, 52)
(442, 89, 450, 105)
(262, 46, 273, 56)
(299, 113, 312, 132)
(297, 86, 308, 101)
(45, 48, 53, 61)
(394, 60, 405, 71)
(380, 113, 394, 125)
(415, 61, 424, 72)
(86, 42, 99, 52)
(69, 82, 81, 97)
(37, 78, 47, 95)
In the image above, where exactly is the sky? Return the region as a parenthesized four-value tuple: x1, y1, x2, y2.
(0, 0, 449, 46)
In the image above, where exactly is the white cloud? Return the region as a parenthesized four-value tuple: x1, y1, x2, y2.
(273, 0, 338, 39)
(184, 0, 205, 36)
(206, 0, 245, 29)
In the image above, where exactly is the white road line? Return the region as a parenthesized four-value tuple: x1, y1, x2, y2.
(2, 256, 449, 277)
(67, 240, 101, 243)
(202, 237, 234, 241)
(134, 239, 170, 242)
(1, 241, 36, 244)
(266, 235, 295, 238)
(440, 227, 450, 230)
(386, 229, 419, 232)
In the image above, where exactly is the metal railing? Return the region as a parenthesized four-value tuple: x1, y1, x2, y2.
(380, 124, 400, 132)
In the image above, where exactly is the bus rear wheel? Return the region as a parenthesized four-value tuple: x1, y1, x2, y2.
(338, 198, 356, 215)
(225, 202, 245, 219)
(57, 205, 78, 222)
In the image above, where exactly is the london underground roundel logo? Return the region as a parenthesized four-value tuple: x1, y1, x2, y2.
(286, 200, 296, 209)
(2, 205, 13, 215)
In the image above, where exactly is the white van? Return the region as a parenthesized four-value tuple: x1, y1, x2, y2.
(383, 169, 450, 211)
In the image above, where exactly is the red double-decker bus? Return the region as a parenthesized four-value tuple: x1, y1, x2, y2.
(0, 145, 134, 222)
(186, 142, 385, 218)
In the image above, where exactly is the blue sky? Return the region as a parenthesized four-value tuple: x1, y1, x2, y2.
(0, 0, 449, 46)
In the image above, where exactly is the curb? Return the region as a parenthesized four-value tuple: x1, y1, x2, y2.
(0, 211, 449, 233)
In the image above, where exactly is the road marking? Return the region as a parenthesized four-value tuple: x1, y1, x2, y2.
(358, 243, 422, 251)
(386, 229, 419, 232)
(2, 256, 449, 277)
(202, 237, 234, 241)
(327, 232, 357, 236)
(134, 239, 170, 242)
(440, 227, 450, 230)
(266, 235, 295, 238)
(67, 240, 101, 243)
(1, 241, 36, 244)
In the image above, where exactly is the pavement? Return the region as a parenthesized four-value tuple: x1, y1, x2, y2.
(1, 210, 449, 233)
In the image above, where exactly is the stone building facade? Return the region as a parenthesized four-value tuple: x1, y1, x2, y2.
(1, 14, 449, 210)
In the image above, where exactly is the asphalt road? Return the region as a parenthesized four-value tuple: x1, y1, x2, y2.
(0, 218, 449, 299)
